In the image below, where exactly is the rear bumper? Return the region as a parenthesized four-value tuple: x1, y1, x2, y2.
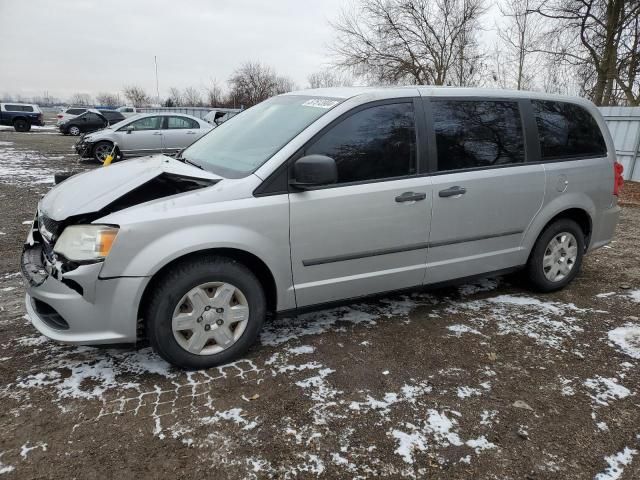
(21, 224, 148, 345)
(589, 204, 622, 251)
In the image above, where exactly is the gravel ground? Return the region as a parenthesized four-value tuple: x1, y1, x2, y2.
(0, 124, 639, 479)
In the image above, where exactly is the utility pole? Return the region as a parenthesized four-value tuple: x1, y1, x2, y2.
(154, 55, 160, 106)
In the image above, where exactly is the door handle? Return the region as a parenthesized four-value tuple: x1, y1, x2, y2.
(153, 131, 163, 135)
(186, 130, 197, 134)
(395, 191, 427, 203)
(438, 186, 466, 198)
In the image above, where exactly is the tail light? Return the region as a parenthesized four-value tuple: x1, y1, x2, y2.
(57, 114, 63, 119)
(613, 161, 624, 196)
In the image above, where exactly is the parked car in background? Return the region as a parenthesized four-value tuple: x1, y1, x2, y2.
(56, 107, 90, 125)
(74, 112, 212, 162)
(22, 87, 623, 369)
(116, 106, 139, 117)
(0, 103, 44, 131)
(203, 109, 240, 126)
(59, 110, 124, 136)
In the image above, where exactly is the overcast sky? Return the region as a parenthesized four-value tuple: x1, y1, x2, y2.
(0, 0, 348, 100)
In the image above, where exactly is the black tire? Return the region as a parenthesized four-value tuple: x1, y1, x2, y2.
(525, 218, 585, 292)
(145, 256, 266, 369)
(93, 141, 115, 163)
(13, 118, 30, 132)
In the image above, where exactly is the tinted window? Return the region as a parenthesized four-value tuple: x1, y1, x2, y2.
(167, 116, 199, 129)
(22, 105, 34, 112)
(127, 116, 162, 130)
(306, 102, 416, 184)
(5, 105, 26, 112)
(67, 108, 86, 115)
(83, 113, 103, 122)
(533, 100, 606, 159)
(432, 100, 524, 171)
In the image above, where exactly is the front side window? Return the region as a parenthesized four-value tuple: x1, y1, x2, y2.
(182, 95, 341, 178)
(432, 100, 524, 172)
(533, 100, 606, 159)
(167, 116, 199, 129)
(305, 102, 417, 184)
(127, 116, 162, 130)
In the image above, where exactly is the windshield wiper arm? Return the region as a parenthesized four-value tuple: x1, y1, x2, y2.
(182, 157, 204, 170)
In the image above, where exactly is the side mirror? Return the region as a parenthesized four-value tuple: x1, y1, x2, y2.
(290, 155, 337, 190)
(124, 125, 134, 134)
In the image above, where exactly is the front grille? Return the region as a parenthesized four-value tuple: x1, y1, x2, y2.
(39, 213, 63, 240)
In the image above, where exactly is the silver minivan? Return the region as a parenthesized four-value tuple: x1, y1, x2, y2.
(21, 87, 624, 369)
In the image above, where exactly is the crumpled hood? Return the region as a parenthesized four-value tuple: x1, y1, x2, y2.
(41, 155, 221, 221)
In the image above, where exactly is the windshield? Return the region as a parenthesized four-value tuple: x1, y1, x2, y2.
(181, 95, 342, 178)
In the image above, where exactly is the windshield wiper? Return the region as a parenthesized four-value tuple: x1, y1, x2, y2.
(181, 156, 204, 170)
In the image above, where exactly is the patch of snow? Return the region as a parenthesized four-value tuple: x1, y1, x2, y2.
(596, 292, 616, 298)
(584, 376, 631, 406)
(629, 290, 640, 303)
(20, 441, 47, 459)
(447, 324, 484, 336)
(392, 429, 427, 464)
(595, 446, 638, 480)
(608, 324, 640, 360)
(287, 345, 315, 355)
(0, 452, 13, 474)
(457, 386, 483, 399)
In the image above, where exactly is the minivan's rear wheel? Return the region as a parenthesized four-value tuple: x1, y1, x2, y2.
(13, 118, 30, 132)
(145, 257, 266, 369)
(69, 126, 81, 136)
(526, 219, 585, 292)
(93, 141, 114, 163)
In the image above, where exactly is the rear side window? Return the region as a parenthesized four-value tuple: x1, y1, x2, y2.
(432, 100, 524, 172)
(67, 108, 86, 115)
(167, 116, 199, 129)
(306, 102, 417, 184)
(532, 100, 606, 159)
(5, 104, 33, 112)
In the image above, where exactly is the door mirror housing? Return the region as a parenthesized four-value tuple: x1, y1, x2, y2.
(123, 125, 134, 134)
(290, 155, 337, 190)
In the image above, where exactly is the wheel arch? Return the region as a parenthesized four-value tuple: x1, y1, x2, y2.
(525, 206, 593, 265)
(137, 247, 278, 329)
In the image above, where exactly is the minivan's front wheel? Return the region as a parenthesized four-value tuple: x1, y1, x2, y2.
(145, 257, 266, 369)
(526, 219, 585, 292)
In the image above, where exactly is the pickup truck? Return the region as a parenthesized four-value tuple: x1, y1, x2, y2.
(0, 103, 45, 131)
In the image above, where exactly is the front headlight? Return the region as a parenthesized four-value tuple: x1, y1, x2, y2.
(53, 225, 119, 262)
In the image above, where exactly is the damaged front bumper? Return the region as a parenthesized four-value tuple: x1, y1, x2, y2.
(74, 137, 94, 158)
(21, 216, 148, 345)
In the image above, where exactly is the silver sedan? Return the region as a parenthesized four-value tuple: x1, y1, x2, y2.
(74, 112, 213, 162)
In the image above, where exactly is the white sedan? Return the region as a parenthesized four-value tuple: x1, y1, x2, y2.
(74, 113, 213, 162)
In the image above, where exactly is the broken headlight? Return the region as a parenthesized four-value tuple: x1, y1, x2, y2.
(53, 225, 119, 262)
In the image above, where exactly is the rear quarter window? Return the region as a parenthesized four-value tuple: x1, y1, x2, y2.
(532, 100, 606, 160)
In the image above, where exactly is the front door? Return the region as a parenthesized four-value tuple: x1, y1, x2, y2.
(289, 100, 432, 307)
(425, 99, 545, 284)
(115, 115, 164, 156)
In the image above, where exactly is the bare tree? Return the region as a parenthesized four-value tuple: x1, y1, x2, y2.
(529, 0, 640, 105)
(495, 0, 544, 90)
(68, 93, 93, 106)
(228, 61, 280, 107)
(95, 92, 122, 107)
(167, 87, 183, 107)
(205, 79, 224, 107)
(122, 86, 151, 107)
(330, 0, 487, 85)
(182, 86, 203, 106)
(274, 75, 296, 94)
(307, 69, 353, 88)
(616, 13, 640, 105)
